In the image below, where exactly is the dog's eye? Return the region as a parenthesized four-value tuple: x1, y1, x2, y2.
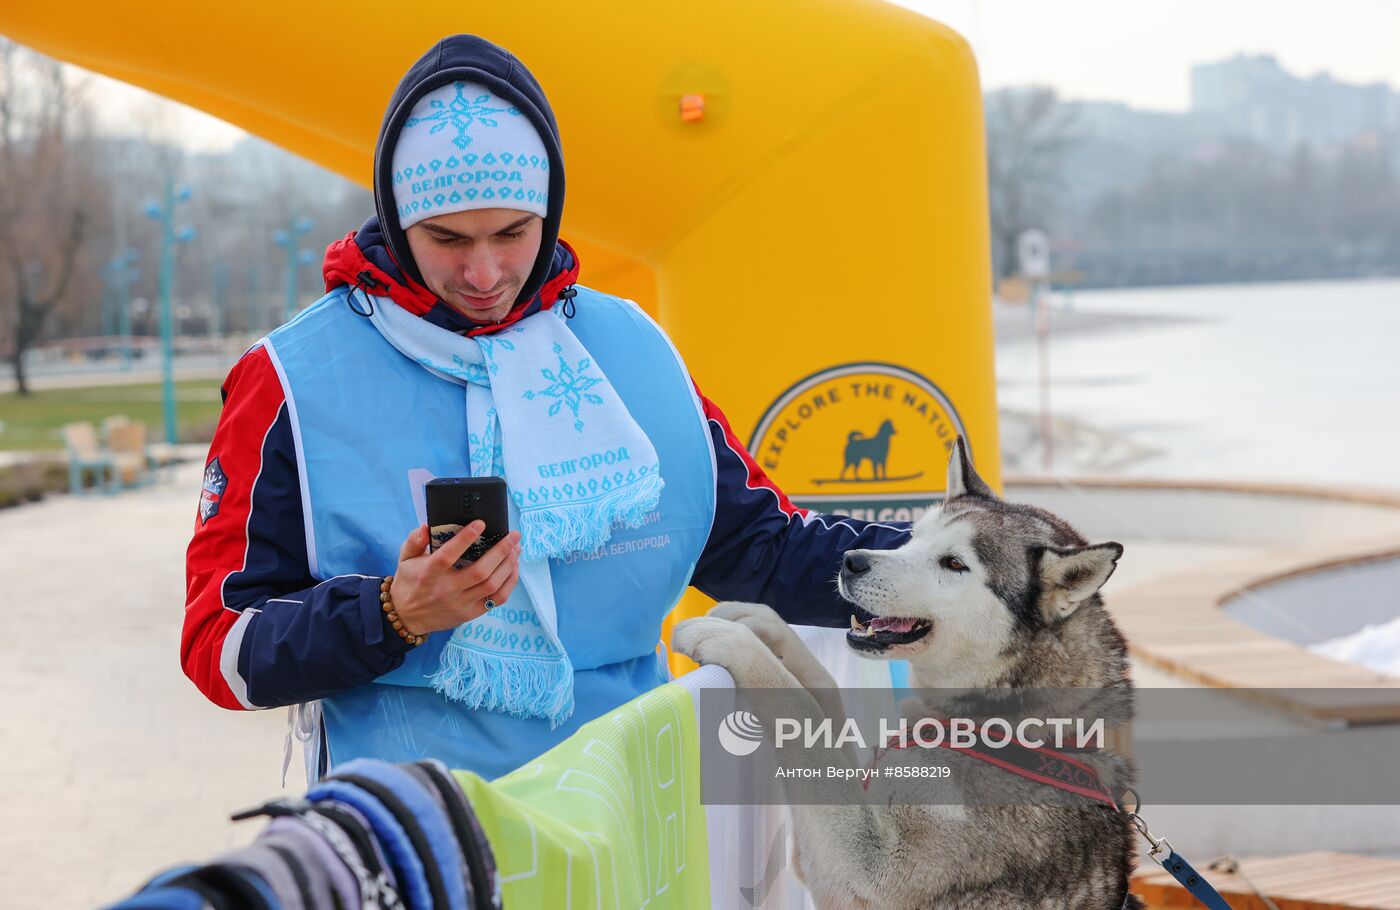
(940, 555, 969, 573)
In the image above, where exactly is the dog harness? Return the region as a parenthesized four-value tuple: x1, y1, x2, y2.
(867, 731, 1238, 909)
(865, 727, 1117, 805)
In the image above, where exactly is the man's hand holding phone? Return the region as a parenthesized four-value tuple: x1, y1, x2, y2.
(389, 521, 522, 637)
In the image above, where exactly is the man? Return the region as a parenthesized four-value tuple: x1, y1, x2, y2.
(182, 34, 909, 781)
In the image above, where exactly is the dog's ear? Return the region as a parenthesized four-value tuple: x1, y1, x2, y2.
(945, 435, 995, 500)
(1037, 543, 1123, 622)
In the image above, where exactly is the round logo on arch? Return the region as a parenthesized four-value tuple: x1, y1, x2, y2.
(749, 363, 968, 522)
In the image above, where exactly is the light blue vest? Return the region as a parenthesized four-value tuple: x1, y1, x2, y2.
(264, 286, 716, 779)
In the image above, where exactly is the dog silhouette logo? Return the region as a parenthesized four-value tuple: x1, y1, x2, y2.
(749, 362, 967, 520)
(819, 416, 924, 486)
(842, 419, 897, 480)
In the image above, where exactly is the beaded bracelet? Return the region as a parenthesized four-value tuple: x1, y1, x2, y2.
(380, 575, 425, 647)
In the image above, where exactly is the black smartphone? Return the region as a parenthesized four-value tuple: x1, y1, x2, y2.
(425, 477, 510, 567)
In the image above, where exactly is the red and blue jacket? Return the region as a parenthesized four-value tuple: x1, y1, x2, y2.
(181, 224, 912, 711)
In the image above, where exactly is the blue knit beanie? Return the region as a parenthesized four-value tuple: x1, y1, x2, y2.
(390, 80, 551, 228)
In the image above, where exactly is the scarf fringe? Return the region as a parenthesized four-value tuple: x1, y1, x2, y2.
(518, 473, 665, 563)
(431, 640, 576, 729)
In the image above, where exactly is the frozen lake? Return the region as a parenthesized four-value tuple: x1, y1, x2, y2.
(995, 278, 1400, 490)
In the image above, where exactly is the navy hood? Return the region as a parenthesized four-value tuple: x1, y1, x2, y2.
(322, 216, 579, 336)
(373, 34, 566, 307)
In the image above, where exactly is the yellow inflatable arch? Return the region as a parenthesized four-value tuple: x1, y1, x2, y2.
(4, 0, 999, 665)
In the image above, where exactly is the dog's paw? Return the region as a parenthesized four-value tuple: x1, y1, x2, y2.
(671, 616, 766, 673)
(708, 601, 781, 623)
(707, 602, 796, 655)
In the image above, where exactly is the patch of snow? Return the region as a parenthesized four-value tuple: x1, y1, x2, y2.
(1310, 616, 1400, 678)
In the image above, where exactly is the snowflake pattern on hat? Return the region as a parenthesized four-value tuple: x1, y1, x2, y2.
(392, 81, 551, 226)
(406, 82, 521, 150)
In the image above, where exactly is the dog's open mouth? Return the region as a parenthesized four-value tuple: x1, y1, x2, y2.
(846, 606, 933, 651)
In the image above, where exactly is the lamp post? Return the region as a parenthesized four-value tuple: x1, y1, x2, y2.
(101, 248, 140, 369)
(274, 215, 315, 323)
(211, 262, 229, 338)
(245, 264, 264, 331)
(144, 175, 197, 446)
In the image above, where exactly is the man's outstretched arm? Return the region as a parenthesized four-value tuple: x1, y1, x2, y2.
(688, 385, 912, 627)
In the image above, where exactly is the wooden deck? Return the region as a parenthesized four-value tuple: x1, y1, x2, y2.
(1005, 476, 1400, 724)
(1136, 851, 1400, 909)
(1112, 542, 1400, 723)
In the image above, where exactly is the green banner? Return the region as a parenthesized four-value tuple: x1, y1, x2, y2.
(453, 682, 710, 907)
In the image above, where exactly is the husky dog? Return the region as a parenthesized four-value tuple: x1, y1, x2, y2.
(673, 438, 1142, 910)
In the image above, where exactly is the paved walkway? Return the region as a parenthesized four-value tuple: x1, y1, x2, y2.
(0, 461, 290, 908)
(0, 358, 232, 394)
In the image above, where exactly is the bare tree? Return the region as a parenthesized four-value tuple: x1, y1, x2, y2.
(0, 40, 104, 395)
(0, 43, 377, 377)
(985, 87, 1081, 278)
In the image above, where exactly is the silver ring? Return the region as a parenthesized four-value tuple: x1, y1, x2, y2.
(484, 599, 496, 611)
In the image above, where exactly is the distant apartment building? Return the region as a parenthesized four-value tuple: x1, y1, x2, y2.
(987, 56, 1400, 287)
(1190, 54, 1400, 149)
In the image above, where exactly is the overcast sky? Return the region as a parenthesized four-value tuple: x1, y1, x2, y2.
(896, 0, 1400, 109)
(68, 0, 1400, 151)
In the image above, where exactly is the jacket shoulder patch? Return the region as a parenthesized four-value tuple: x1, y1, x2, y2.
(200, 457, 228, 524)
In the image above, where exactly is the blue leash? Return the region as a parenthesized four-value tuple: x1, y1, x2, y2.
(1155, 851, 1235, 910)
(1124, 795, 1237, 910)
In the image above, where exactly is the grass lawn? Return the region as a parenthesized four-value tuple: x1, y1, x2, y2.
(0, 380, 225, 451)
